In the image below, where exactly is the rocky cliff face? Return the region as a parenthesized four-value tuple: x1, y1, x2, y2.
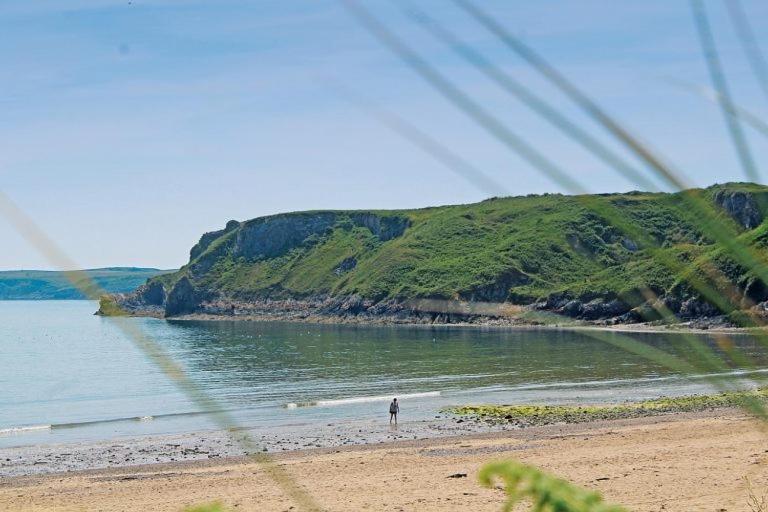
(190, 211, 411, 267)
(102, 210, 414, 318)
(714, 189, 763, 229)
(232, 212, 336, 261)
(164, 276, 211, 316)
(189, 219, 240, 260)
(348, 212, 410, 241)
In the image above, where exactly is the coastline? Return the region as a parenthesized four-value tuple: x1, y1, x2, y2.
(3, 409, 766, 511)
(0, 414, 505, 478)
(146, 309, 757, 336)
(1, 393, 761, 478)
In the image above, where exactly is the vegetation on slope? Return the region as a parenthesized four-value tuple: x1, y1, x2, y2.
(107, 183, 768, 321)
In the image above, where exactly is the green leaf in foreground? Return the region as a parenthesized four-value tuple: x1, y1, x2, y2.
(479, 460, 626, 512)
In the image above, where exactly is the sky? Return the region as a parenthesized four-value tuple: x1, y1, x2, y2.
(1, 1, 768, 270)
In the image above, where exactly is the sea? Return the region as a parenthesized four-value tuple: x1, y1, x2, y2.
(2, 300, 767, 449)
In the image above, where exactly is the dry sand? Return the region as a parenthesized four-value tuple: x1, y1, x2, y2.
(3, 410, 768, 511)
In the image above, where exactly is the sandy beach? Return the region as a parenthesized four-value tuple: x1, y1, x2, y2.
(3, 409, 767, 511)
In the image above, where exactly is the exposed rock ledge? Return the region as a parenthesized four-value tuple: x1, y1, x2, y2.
(99, 293, 530, 326)
(98, 290, 764, 330)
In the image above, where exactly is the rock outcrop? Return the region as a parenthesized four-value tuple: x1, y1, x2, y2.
(714, 189, 763, 229)
(349, 213, 410, 241)
(190, 220, 241, 260)
(459, 269, 530, 302)
(165, 276, 210, 317)
(233, 213, 337, 261)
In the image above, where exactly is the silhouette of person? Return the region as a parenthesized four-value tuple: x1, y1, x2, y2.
(389, 398, 399, 425)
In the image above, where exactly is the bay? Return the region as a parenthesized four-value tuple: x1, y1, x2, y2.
(2, 300, 766, 448)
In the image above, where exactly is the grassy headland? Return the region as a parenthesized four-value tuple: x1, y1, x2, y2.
(101, 183, 768, 324)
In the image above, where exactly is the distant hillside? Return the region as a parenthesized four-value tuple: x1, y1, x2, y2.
(0, 268, 173, 300)
(100, 183, 768, 326)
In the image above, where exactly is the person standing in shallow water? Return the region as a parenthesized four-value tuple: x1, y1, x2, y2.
(389, 398, 399, 425)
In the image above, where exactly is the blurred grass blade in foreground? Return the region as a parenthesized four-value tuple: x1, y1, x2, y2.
(327, 81, 509, 196)
(726, 0, 768, 105)
(398, 0, 658, 192)
(341, 0, 768, 400)
(450, 0, 768, 323)
(691, 0, 760, 183)
(479, 460, 627, 512)
(666, 78, 768, 139)
(0, 192, 323, 511)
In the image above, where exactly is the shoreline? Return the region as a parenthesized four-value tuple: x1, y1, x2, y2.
(102, 287, 763, 334)
(93, 300, 756, 335)
(3, 409, 766, 511)
(148, 310, 757, 335)
(1, 391, 759, 479)
(0, 414, 514, 478)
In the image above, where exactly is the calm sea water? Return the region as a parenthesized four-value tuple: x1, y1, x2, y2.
(2, 301, 767, 448)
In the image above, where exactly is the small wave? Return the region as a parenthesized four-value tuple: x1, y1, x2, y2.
(0, 410, 214, 437)
(53, 415, 166, 430)
(0, 424, 52, 436)
(285, 391, 441, 409)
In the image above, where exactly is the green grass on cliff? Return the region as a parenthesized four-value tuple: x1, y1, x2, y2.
(148, 183, 768, 308)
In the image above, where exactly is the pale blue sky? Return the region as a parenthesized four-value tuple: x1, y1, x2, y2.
(2, 1, 768, 270)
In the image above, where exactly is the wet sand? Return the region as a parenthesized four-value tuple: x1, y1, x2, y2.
(3, 409, 767, 511)
(0, 415, 504, 478)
